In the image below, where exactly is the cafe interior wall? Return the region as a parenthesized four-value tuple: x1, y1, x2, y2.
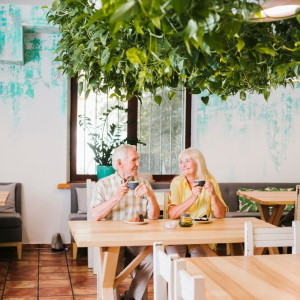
(1, 2, 300, 244)
(0, 3, 71, 244)
(191, 86, 300, 183)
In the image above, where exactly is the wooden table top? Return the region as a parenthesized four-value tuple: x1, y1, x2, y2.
(237, 190, 296, 205)
(185, 254, 300, 299)
(69, 217, 274, 248)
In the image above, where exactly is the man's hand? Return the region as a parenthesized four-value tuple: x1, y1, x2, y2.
(134, 183, 153, 198)
(114, 182, 129, 202)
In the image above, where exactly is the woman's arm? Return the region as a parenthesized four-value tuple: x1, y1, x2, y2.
(205, 181, 227, 218)
(168, 181, 202, 219)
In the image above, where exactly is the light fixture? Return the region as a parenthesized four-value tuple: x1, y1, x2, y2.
(250, 0, 300, 22)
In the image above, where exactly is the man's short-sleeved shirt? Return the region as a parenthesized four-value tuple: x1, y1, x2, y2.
(91, 173, 153, 220)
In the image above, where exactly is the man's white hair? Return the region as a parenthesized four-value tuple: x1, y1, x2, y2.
(112, 144, 137, 170)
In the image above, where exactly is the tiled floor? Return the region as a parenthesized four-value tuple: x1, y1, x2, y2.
(0, 247, 153, 300)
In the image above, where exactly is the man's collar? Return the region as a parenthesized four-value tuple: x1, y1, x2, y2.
(116, 172, 134, 183)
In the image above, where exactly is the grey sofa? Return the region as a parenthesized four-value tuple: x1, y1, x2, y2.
(69, 183, 87, 259)
(0, 182, 22, 259)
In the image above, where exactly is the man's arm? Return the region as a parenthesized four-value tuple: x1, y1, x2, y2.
(135, 184, 160, 219)
(91, 183, 129, 221)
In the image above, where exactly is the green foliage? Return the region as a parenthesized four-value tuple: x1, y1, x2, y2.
(79, 105, 145, 165)
(47, 0, 300, 105)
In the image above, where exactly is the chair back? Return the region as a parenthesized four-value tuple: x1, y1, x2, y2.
(86, 179, 96, 221)
(174, 259, 206, 300)
(296, 185, 300, 221)
(163, 190, 171, 219)
(86, 179, 98, 271)
(244, 221, 300, 256)
(153, 242, 179, 300)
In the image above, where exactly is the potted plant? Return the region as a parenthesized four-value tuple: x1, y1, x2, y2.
(79, 104, 145, 179)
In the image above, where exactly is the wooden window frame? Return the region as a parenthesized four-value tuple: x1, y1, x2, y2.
(70, 78, 191, 182)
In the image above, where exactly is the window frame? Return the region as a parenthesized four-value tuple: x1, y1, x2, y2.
(70, 78, 191, 182)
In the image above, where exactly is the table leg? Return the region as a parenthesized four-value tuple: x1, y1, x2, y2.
(268, 205, 285, 226)
(258, 204, 285, 226)
(258, 204, 272, 223)
(99, 246, 120, 300)
(228, 243, 243, 256)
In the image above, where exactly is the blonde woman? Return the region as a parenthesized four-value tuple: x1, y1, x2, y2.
(167, 148, 227, 257)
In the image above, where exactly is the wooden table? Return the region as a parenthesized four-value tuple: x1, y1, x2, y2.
(184, 254, 300, 299)
(237, 191, 296, 226)
(69, 217, 274, 300)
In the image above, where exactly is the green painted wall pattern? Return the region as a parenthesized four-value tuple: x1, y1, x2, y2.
(197, 86, 300, 171)
(0, 5, 66, 123)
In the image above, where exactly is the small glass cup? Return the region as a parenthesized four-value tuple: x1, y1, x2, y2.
(179, 212, 194, 227)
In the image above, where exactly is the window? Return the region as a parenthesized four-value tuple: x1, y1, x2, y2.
(137, 87, 186, 175)
(70, 78, 191, 181)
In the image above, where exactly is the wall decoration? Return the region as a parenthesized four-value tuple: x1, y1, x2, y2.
(196, 85, 300, 181)
(0, 5, 66, 125)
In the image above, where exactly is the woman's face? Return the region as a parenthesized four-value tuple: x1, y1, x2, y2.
(179, 156, 197, 177)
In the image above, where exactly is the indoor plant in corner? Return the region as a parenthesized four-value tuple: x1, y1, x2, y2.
(79, 104, 144, 179)
(79, 105, 124, 179)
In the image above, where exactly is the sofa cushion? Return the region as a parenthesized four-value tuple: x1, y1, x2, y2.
(76, 187, 87, 214)
(226, 211, 261, 218)
(0, 213, 22, 228)
(0, 183, 16, 213)
(69, 213, 87, 221)
(238, 188, 262, 212)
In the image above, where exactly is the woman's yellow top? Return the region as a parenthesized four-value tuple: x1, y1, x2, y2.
(169, 175, 227, 218)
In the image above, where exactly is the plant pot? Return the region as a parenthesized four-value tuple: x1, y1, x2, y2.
(97, 165, 115, 179)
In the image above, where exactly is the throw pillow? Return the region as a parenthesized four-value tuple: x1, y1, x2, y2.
(76, 187, 87, 214)
(238, 188, 262, 212)
(0, 183, 16, 213)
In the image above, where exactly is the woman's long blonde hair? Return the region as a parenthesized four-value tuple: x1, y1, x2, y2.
(178, 148, 212, 179)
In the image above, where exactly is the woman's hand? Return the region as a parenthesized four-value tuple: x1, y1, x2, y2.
(191, 182, 203, 198)
(204, 181, 215, 196)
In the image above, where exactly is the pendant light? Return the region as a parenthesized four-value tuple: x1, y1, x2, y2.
(250, 0, 300, 22)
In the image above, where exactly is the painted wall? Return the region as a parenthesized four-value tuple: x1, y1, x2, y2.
(0, 4, 71, 244)
(191, 86, 300, 183)
(1, 3, 299, 244)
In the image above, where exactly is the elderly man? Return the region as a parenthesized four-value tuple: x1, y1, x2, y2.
(91, 144, 160, 300)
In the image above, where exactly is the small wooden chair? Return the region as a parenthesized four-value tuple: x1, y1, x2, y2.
(244, 220, 300, 256)
(174, 259, 206, 300)
(153, 242, 179, 300)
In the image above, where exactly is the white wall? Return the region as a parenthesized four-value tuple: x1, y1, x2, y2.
(191, 87, 300, 183)
(0, 4, 71, 244)
(1, 3, 299, 245)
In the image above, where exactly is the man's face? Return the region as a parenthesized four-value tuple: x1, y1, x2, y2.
(119, 149, 140, 178)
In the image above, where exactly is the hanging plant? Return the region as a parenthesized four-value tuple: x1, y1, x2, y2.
(46, 0, 300, 104)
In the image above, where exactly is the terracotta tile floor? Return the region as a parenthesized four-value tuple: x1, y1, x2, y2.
(0, 247, 154, 300)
